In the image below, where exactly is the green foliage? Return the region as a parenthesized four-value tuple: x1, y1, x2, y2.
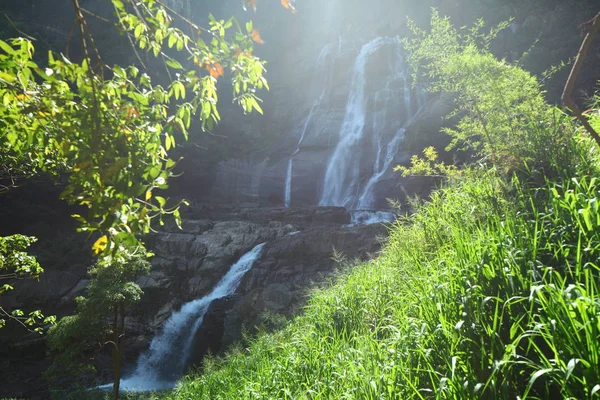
(394, 146, 461, 177)
(134, 14, 600, 400)
(46, 250, 151, 389)
(0, 0, 273, 260)
(54, 389, 167, 400)
(0, 2, 292, 396)
(403, 12, 573, 173)
(0, 234, 54, 331)
(151, 143, 600, 398)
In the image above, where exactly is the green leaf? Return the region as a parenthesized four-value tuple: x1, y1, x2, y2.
(252, 98, 263, 114)
(527, 369, 552, 391)
(168, 33, 177, 48)
(172, 81, 185, 100)
(1, 284, 14, 293)
(165, 134, 174, 151)
(148, 166, 160, 179)
(173, 209, 182, 229)
(6, 132, 18, 146)
(155, 196, 166, 207)
(134, 23, 145, 39)
(0, 71, 16, 83)
(0, 39, 15, 55)
(165, 58, 183, 70)
(113, 0, 125, 11)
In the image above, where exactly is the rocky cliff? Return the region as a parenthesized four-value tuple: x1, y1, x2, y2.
(0, 204, 389, 398)
(1, 0, 599, 397)
(2, 0, 597, 209)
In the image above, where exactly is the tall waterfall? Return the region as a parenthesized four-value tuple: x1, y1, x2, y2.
(319, 37, 421, 209)
(284, 40, 342, 208)
(284, 159, 293, 208)
(111, 243, 266, 392)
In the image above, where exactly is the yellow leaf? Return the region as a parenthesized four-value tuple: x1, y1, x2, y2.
(92, 235, 108, 255)
(145, 190, 152, 201)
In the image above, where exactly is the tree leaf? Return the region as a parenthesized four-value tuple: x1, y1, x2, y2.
(251, 29, 264, 44)
(0, 71, 16, 83)
(0, 40, 15, 55)
(205, 62, 224, 78)
(92, 235, 109, 255)
(281, 0, 296, 13)
(165, 58, 183, 70)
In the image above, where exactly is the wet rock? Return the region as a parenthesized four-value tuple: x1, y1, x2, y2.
(186, 295, 238, 370)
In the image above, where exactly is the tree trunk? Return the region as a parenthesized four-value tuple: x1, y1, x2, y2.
(112, 303, 125, 400)
(562, 11, 600, 147)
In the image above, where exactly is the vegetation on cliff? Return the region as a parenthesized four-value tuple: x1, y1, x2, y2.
(0, 0, 294, 397)
(1, 1, 599, 399)
(137, 13, 600, 400)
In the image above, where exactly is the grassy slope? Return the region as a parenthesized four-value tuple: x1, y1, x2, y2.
(81, 17, 600, 395)
(74, 133, 600, 400)
(148, 132, 599, 399)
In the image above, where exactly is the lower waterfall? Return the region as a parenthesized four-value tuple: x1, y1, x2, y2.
(103, 243, 266, 392)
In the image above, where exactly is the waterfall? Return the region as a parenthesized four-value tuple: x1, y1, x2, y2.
(350, 210, 396, 226)
(319, 37, 421, 209)
(283, 40, 341, 208)
(284, 159, 293, 208)
(107, 243, 266, 392)
(356, 128, 406, 209)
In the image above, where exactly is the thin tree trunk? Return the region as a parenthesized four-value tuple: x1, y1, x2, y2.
(562, 11, 600, 147)
(112, 304, 120, 400)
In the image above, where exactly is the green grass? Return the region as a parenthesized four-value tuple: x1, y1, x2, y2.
(141, 134, 600, 399)
(110, 91, 600, 398)
(46, 13, 600, 400)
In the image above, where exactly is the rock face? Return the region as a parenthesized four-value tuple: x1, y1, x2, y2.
(2, 0, 599, 397)
(0, 204, 388, 398)
(220, 222, 385, 347)
(206, 35, 448, 210)
(125, 205, 386, 371)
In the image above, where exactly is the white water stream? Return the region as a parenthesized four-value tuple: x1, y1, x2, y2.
(319, 37, 422, 209)
(101, 243, 266, 392)
(284, 40, 342, 208)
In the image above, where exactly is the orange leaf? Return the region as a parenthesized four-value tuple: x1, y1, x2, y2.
(205, 62, 224, 78)
(281, 0, 296, 13)
(251, 29, 264, 44)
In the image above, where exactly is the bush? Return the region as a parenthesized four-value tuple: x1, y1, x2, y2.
(403, 11, 575, 175)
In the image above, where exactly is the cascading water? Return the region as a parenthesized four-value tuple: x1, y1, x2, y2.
(284, 159, 293, 208)
(106, 243, 266, 392)
(163, 0, 192, 17)
(284, 40, 342, 208)
(319, 37, 422, 210)
(357, 107, 424, 210)
(356, 128, 406, 210)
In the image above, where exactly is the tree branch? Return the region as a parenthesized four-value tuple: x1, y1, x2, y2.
(562, 11, 600, 147)
(3, 13, 37, 41)
(0, 306, 36, 332)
